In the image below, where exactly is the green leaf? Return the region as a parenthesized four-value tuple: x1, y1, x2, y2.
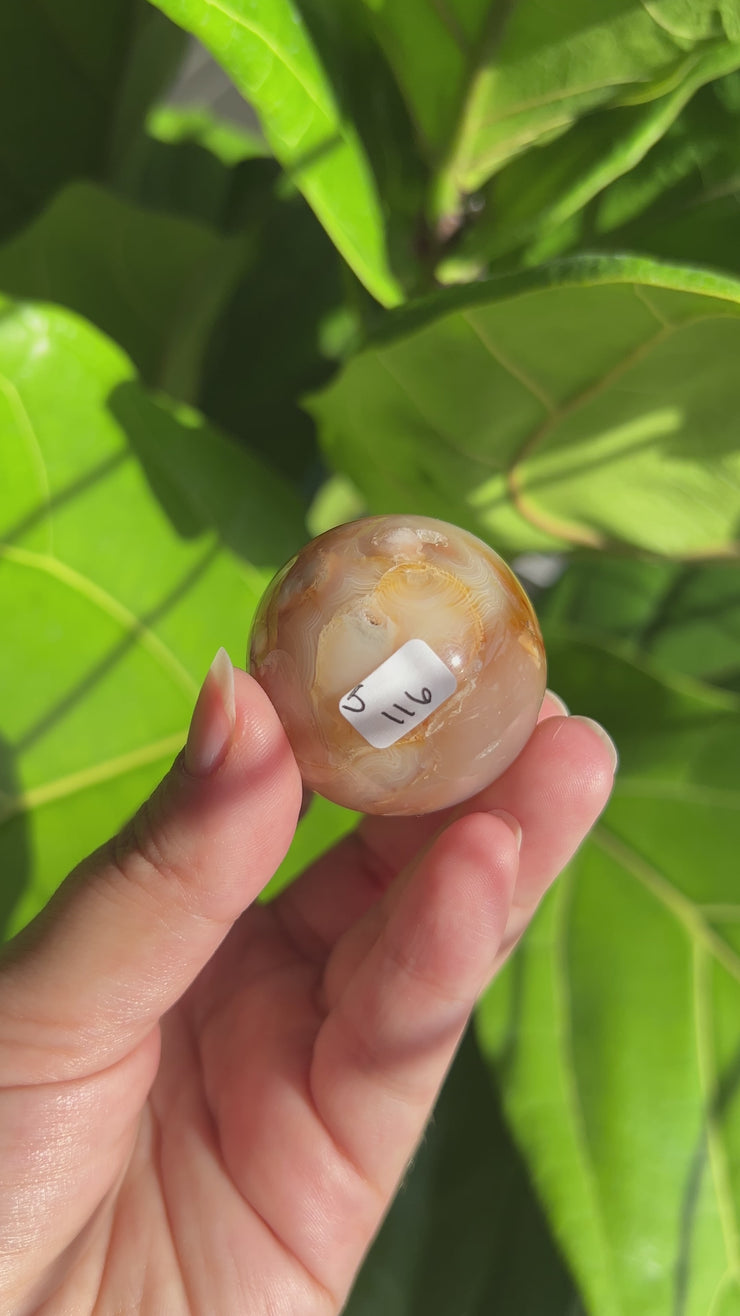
(455, 44, 740, 273)
(508, 71, 740, 278)
(117, 102, 275, 232)
(346, 1026, 581, 1316)
(145, 101, 268, 166)
(309, 255, 740, 558)
(0, 166, 350, 495)
(0, 182, 245, 400)
(360, 0, 740, 218)
(477, 642, 740, 1316)
(540, 555, 740, 695)
(583, 72, 740, 280)
(146, 0, 404, 305)
(197, 164, 352, 490)
(0, 298, 305, 936)
(0, 0, 183, 242)
(306, 473, 367, 538)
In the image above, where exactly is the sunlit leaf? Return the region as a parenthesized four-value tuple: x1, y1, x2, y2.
(147, 0, 405, 305)
(361, 0, 740, 219)
(0, 298, 305, 936)
(455, 47, 740, 273)
(310, 255, 740, 558)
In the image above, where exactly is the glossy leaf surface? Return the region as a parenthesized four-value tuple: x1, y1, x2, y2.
(198, 167, 350, 490)
(147, 0, 404, 305)
(0, 299, 305, 936)
(457, 47, 740, 272)
(310, 256, 740, 557)
(478, 642, 740, 1316)
(361, 0, 740, 209)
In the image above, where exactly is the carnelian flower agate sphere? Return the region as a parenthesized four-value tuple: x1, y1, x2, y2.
(249, 515, 546, 816)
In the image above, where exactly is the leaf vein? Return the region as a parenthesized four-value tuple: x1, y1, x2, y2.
(693, 942, 740, 1275)
(375, 352, 501, 471)
(462, 311, 557, 413)
(594, 825, 740, 985)
(0, 374, 54, 553)
(554, 869, 623, 1314)
(186, 0, 334, 127)
(0, 733, 187, 826)
(632, 284, 672, 327)
(0, 545, 198, 698)
(427, 0, 470, 53)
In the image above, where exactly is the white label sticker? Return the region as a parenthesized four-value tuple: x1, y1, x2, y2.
(338, 639, 457, 749)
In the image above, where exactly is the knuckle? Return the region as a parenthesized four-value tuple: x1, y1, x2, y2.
(107, 783, 200, 922)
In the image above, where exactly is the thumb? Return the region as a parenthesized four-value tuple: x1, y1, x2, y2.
(0, 648, 302, 1080)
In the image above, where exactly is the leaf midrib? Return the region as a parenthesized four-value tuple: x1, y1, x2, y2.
(184, 0, 335, 128)
(371, 281, 740, 549)
(433, 3, 717, 204)
(0, 545, 198, 698)
(692, 941, 740, 1285)
(0, 732, 186, 828)
(0, 373, 53, 553)
(593, 824, 740, 986)
(559, 823, 740, 1302)
(554, 867, 625, 1316)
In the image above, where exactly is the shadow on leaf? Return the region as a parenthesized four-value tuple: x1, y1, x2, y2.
(108, 381, 306, 567)
(0, 734, 31, 942)
(346, 1023, 582, 1316)
(674, 1042, 740, 1316)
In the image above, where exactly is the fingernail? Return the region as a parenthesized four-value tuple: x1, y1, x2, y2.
(184, 647, 236, 777)
(569, 716, 619, 774)
(545, 689, 569, 716)
(489, 809, 523, 852)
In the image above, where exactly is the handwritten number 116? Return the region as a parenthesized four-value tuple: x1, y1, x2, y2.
(341, 683, 433, 725)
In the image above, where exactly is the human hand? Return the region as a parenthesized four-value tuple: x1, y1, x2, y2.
(0, 650, 616, 1314)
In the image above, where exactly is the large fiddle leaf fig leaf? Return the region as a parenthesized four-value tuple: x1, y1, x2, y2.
(0, 183, 245, 400)
(0, 298, 306, 937)
(582, 73, 740, 279)
(0, 164, 347, 489)
(198, 167, 350, 489)
(346, 1025, 581, 1316)
(0, 0, 183, 242)
(310, 255, 740, 558)
(362, 0, 740, 219)
(500, 71, 740, 277)
(146, 0, 405, 306)
(477, 642, 740, 1316)
(541, 554, 740, 695)
(454, 48, 740, 274)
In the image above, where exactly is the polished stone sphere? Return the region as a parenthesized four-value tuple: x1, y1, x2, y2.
(248, 514, 546, 816)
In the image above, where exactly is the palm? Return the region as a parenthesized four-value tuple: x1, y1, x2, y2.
(120, 910, 343, 1316)
(89, 821, 454, 1315)
(0, 689, 614, 1315)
